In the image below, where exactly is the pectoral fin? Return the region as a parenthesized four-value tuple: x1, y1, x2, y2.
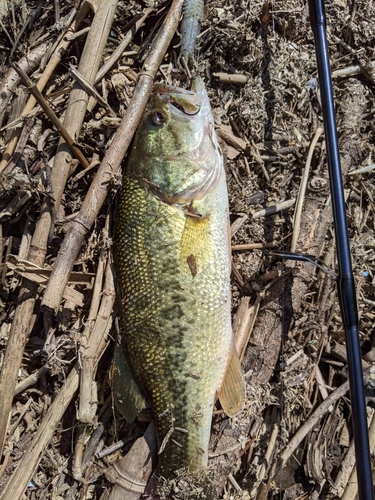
(112, 345, 146, 422)
(217, 344, 246, 417)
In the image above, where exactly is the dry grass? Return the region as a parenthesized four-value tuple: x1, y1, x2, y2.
(1, 0, 375, 498)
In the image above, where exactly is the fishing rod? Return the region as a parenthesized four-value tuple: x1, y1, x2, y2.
(307, 0, 373, 498)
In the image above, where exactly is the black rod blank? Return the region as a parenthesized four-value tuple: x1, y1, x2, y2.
(308, 1, 373, 498)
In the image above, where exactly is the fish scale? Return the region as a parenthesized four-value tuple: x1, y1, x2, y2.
(114, 78, 245, 477)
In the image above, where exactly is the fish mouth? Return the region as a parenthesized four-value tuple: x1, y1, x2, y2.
(154, 81, 203, 116)
(144, 78, 222, 205)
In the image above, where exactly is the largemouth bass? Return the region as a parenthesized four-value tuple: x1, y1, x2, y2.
(113, 77, 245, 477)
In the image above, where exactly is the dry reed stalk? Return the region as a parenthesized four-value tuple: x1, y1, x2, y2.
(78, 234, 108, 423)
(0, 41, 50, 124)
(341, 410, 375, 500)
(11, 63, 90, 169)
(233, 295, 262, 361)
(291, 127, 323, 252)
(253, 422, 279, 499)
(69, 65, 117, 117)
(275, 365, 375, 477)
(86, 7, 154, 114)
(71, 424, 87, 481)
(0, 0, 118, 459)
(95, 7, 153, 84)
(333, 439, 356, 498)
(42, 0, 118, 214)
(41, 0, 185, 315)
(232, 242, 277, 250)
(14, 366, 49, 396)
(0, 259, 115, 500)
(106, 423, 157, 500)
(0, 5, 90, 172)
(0, 278, 40, 458)
(0, 0, 6, 20)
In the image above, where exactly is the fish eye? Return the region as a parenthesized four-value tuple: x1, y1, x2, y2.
(149, 109, 167, 127)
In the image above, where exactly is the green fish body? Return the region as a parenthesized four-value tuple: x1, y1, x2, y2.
(114, 78, 245, 477)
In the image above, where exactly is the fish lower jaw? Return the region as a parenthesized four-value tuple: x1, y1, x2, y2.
(145, 167, 221, 206)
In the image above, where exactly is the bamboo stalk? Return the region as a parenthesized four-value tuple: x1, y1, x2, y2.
(41, 0, 185, 315)
(0, 0, 119, 460)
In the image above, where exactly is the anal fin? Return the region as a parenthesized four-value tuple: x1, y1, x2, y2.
(217, 343, 246, 417)
(111, 345, 146, 422)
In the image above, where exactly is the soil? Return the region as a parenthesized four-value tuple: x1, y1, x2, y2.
(1, 0, 375, 499)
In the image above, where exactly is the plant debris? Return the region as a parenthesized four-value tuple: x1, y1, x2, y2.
(1, 0, 375, 499)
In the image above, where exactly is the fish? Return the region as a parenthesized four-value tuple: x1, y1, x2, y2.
(113, 77, 245, 478)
